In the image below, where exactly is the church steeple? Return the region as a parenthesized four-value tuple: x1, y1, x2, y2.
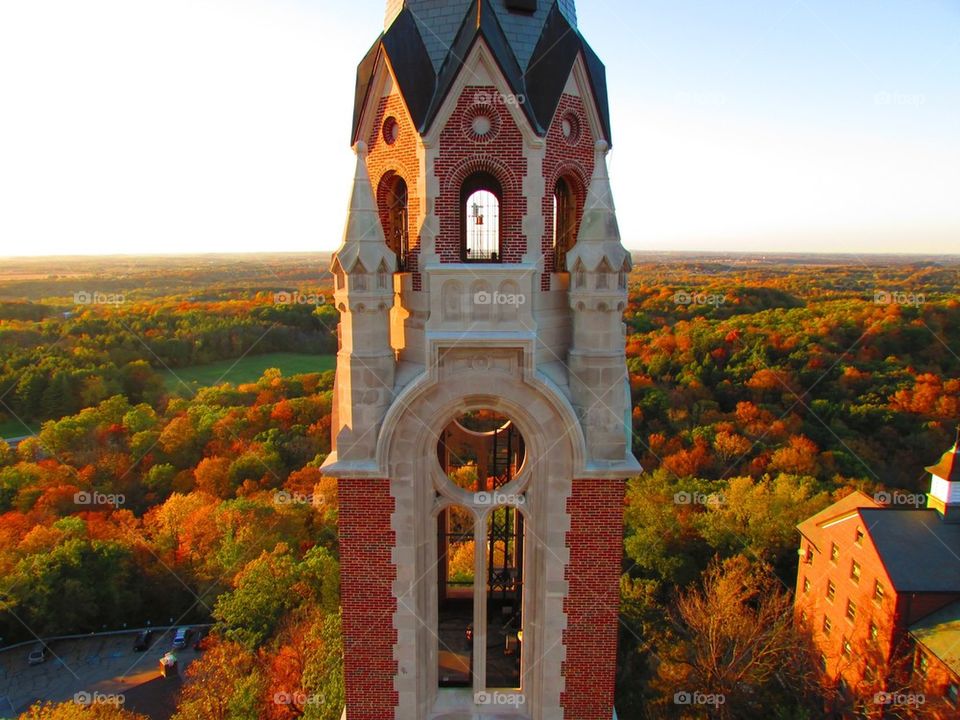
(358, 0, 608, 142)
(926, 427, 960, 522)
(327, 3, 635, 717)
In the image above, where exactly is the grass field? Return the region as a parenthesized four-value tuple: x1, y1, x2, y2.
(164, 352, 335, 394)
(0, 417, 37, 440)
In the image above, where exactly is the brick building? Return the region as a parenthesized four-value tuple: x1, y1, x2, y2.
(322, 2, 638, 719)
(794, 431, 960, 717)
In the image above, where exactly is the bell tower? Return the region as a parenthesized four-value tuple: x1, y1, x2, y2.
(323, 2, 639, 718)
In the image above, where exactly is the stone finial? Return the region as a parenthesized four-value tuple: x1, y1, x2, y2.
(332, 141, 395, 278)
(566, 140, 631, 276)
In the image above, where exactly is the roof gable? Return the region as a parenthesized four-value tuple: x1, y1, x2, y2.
(354, 0, 611, 143)
(796, 490, 879, 548)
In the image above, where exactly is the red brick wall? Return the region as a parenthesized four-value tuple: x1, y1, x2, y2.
(338, 478, 398, 718)
(561, 478, 625, 719)
(541, 94, 595, 290)
(366, 92, 421, 282)
(917, 646, 960, 719)
(435, 86, 528, 264)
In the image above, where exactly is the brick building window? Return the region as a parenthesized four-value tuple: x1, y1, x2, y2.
(948, 684, 958, 706)
(819, 653, 828, 672)
(845, 599, 857, 622)
(827, 580, 836, 602)
(841, 638, 852, 658)
(830, 542, 840, 563)
(553, 176, 577, 272)
(822, 615, 832, 635)
(462, 172, 502, 262)
(803, 577, 810, 593)
(869, 622, 879, 642)
(855, 527, 864, 545)
(873, 580, 885, 604)
(850, 560, 861, 584)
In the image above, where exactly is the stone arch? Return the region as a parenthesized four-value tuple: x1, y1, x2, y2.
(377, 356, 586, 714)
(441, 154, 521, 199)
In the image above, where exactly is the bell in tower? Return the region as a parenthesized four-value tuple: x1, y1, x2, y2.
(322, 2, 639, 718)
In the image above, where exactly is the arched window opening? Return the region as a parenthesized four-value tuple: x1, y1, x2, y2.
(461, 173, 502, 262)
(573, 259, 586, 289)
(380, 174, 408, 271)
(352, 260, 368, 292)
(439, 410, 525, 494)
(553, 176, 577, 272)
(619, 259, 630, 290)
(438, 505, 475, 688)
(486, 504, 523, 689)
(437, 409, 526, 691)
(596, 258, 613, 290)
(377, 260, 391, 290)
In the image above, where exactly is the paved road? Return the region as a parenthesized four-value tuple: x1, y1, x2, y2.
(0, 629, 198, 719)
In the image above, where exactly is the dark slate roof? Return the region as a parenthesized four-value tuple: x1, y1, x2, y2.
(910, 599, 960, 676)
(859, 508, 960, 592)
(352, 0, 611, 143)
(926, 431, 960, 482)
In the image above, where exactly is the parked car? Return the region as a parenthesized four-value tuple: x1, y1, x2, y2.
(192, 628, 208, 651)
(172, 626, 192, 649)
(133, 629, 154, 651)
(27, 643, 48, 665)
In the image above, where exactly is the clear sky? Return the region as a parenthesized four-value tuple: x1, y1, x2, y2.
(0, 0, 957, 257)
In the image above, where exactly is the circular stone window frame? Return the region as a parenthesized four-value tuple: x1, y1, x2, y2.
(461, 104, 502, 144)
(382, 115, 400, 145)
(433, 409, 530, 510)
(560, 111, 582, 146)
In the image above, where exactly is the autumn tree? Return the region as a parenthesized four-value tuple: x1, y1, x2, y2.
(19, 701, 149, 720)
(171, 639, 264, 720)
(654, 555, 818, 719)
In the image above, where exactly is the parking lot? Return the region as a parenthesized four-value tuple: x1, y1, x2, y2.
(0, 628, 201, 718)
